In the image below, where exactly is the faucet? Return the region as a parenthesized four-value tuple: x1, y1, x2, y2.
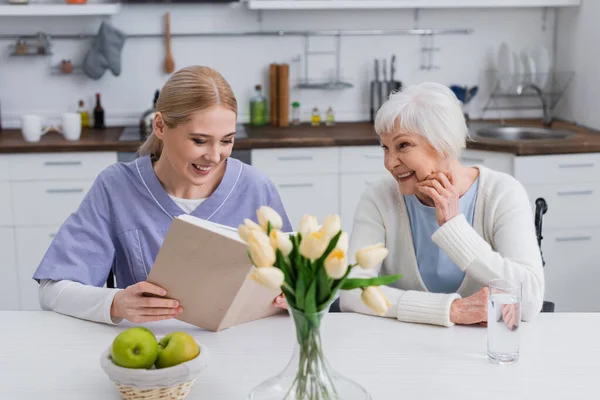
(516, 83, 553, 127)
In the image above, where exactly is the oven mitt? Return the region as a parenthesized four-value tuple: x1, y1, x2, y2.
(82, 40, 109, 80)
(97, 21, 126, 77)
(81, 21, 126, 80)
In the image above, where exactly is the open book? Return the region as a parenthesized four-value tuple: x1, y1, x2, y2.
(147, 214, 285, 332)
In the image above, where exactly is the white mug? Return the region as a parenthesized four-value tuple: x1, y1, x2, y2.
(21, 115, 52, 143)
(55, 113, 82, 141)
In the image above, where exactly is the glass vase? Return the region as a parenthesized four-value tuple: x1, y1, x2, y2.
(248, 306, 371, 400)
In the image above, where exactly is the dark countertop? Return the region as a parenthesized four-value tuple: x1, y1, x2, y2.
(1, 119, 599, 156)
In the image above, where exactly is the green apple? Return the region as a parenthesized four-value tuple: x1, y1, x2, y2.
(111, 327, 158, 369)
(155, 332, 200, 369)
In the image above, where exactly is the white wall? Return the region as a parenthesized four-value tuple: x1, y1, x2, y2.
(0, 3, 555, 128)
(555, 0, 600, 130)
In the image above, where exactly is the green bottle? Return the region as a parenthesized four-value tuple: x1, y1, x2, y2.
(250, 84, 267, 126)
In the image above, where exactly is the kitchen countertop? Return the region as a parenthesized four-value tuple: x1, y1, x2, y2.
(1, 119, 599, 156)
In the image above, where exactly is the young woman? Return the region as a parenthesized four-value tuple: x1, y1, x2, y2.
(33, 65, 292, 325)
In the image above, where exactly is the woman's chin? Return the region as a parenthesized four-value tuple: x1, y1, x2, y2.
(397, 182, 418, 196)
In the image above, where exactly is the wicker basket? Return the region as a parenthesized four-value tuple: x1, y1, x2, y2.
(100, 342, 210, 400)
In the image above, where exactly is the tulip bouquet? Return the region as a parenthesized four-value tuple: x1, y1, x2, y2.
(239, 206, 402, 400)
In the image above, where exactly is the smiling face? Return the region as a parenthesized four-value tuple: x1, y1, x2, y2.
(380, 128, 450, 195)
(154, 105, 237, 197)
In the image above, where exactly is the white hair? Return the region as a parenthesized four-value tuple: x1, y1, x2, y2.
(374, 82, 468, 159)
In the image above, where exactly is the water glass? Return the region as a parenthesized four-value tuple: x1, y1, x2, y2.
(487, 279, 522, 364)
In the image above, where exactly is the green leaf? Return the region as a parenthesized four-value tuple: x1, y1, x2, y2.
(276, 248, 295, 287)
(266, 221, 272, 236)
(282, 286, 297, 309)
(316, 265, 331, 308)
(295, 264, 307, 311)
(304, 278, 317, 314)
(341, 274, 403, 291)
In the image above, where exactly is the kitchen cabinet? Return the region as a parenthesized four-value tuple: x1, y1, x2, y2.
(0, 4, 121, 17)
(460, 149, 514, 175)
(0, 228, 19, 311)
(246, 0, 581, 10)
(0, 151, 117, 311)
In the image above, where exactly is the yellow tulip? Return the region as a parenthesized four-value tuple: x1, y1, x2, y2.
(336, 232, 349, 253)
(249, 266, 284, 289)
(324, 249, 348, 279)
(247, 230, 276, 267)
(361, 286, 391, 316)
(319, 214, 341, 240)
(356, 243, 389, 269)
(298, 215, 319, 237)
(269, 229, 293, 257)
(257, 206, 283, 231)
(299, 230, 329, 260)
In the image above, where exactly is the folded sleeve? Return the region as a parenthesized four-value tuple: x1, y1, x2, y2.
(33, 173, 116, 288)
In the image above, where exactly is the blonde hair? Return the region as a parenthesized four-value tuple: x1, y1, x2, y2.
(138, 65, 238, 157)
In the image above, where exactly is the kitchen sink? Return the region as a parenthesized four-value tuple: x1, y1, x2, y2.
(470, 126, 577, 141)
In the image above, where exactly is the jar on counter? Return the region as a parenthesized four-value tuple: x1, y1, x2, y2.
(311, 107, 321, 127)
(291, 101, 301, 126)
(325, 107, 335, 126)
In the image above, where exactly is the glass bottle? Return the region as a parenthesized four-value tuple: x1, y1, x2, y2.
(250, 84, 268, 126)
(311, 107, 320, 127)
(77, 100, 89, 129)
(325, 106, 335, 126)
(93, 93, 105, 129)
(291, 101, 301, 126)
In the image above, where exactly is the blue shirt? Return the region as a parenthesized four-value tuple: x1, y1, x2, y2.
(404, 177, 479, 294)
(33, 155, 292, 289)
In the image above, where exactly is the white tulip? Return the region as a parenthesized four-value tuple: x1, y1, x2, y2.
(247, 230, 276, 268)
(249, 266, 285, 289)
(336, 232, 349, 254)
(298, 215, 319, 237)
(319, 215, 341, 240)
(299, 230, 329, 260)
(324, 249, 348, 279)
(355, 243, 389, 269)
(269, 229, 293, 257)
(257, 206, 283, 231)
(361, 286, 391, 316)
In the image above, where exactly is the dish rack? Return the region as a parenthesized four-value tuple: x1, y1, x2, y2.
(481, 69, 574, 118)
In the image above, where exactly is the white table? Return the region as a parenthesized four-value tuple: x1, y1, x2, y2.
(0, 311, 598, 399)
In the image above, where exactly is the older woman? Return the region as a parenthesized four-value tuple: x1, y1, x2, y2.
(339, 82, 544, 327)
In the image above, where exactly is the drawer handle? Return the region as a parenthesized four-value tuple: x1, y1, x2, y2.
(555, 236, 592, 242)
(365, 181, 374, 186)
(46, 188, 84, 194)
(461, 157, 484, 164)
(557, 190, 593, 196)
(558, 163, 595, 169)
(363, 155, 383, 160)
(49, 233, 57, 238)
(44, 161, 83, 166)
(276, 156, 313, 161)
(278, 183, 314, 189)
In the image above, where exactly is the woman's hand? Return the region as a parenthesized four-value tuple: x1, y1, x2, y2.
(415, 171, 460, 226)
(450, 287, 488, 325)
(502, 304, 519, 331)
(273, 293, 288, 310)
(110, 281, 183, 323)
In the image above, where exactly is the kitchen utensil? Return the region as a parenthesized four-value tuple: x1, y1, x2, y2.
(277, 64, 290, 127)
(370, 59, 379, 122)
(54, 113, 82, 141)
(375, 59, 382, 114)
(389, 54, 402, 94)
(381, 58, 389, 103)
(21, 115, 52, 143)
(530, 43, 550, 89)
(164, 12, 175, 74)
(269, 64, 279, 126)
(497, 42, 513, 92)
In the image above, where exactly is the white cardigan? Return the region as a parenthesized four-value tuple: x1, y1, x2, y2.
(339, 166, 545, 327)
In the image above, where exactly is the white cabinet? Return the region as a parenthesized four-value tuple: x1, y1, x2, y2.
(247, 0, 581, 10)
(460, 149, 514, 176)
(0, 228, 19, 310)
(271, 175, 339, 230)
(340, 173, 388, 234)
(15, 227, 60, 311)
(541, 228, 600, 312)
(0, 151, 117, 311)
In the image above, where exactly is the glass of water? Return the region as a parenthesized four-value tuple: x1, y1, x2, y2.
(487, 279, 522, 364)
